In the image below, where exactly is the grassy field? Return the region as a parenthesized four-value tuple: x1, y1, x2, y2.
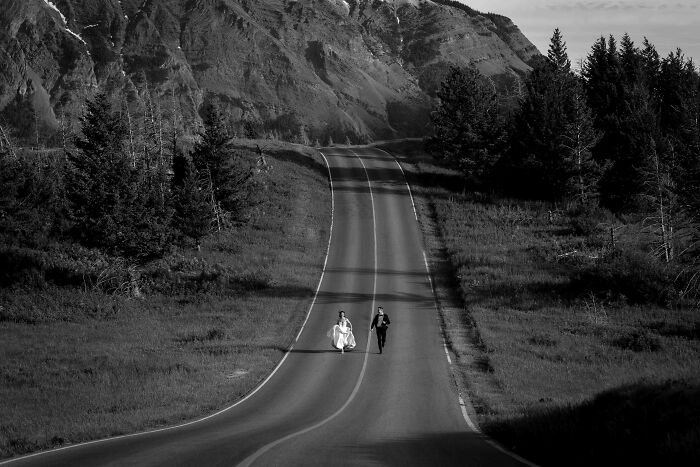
(0, 141, 330, 459)
(379, 141, 700, 466)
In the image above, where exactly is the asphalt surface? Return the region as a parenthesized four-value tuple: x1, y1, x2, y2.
(3, 147, 532, 467)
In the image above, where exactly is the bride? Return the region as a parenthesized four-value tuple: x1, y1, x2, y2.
(329, 310, 356, 353)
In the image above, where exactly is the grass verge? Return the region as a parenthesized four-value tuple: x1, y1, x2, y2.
(0, 141, 330, 459)
(379, 141, 700, 467)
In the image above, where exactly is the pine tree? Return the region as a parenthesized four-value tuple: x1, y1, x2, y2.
(561, 85, 602, 204)
(631, 97, 677, 263)
(0, 148, 26, 244)
(619, 33, 641, 85)
(547, 28, 571, 72)
(426, 66, 503, 187)
(68, 92, 133, 250)
(172, 152, 211, 245)
(584, 34, 646, 211)
(582, 37, 609, 117)
(191, 103, 257, 227)
(192, 103, 234, 199)
(640, 38, 661, 91)
(503, 30, 579, 199)
(658, 50, 696, 135)
(68, 91, 173, 261)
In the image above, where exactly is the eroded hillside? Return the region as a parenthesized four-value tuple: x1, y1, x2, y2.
(0, 0, 539, 142)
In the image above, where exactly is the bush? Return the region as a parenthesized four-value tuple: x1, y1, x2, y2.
(569, 213, 601, 238)
(237, 270, 272, 291)
(566, 204, 612, 237)
(0, 244, 128, 291)
(571, 249, 676, 305)
(141, 256, 272, 296)
(612, 331, 662, 352)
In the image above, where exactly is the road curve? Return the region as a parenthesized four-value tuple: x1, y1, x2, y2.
(2, 147, 533, 467)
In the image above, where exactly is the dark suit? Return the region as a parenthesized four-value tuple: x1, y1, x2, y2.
(370, 312, 390, 353)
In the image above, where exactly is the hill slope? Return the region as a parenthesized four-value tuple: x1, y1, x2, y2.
(0, 0, 539, 142)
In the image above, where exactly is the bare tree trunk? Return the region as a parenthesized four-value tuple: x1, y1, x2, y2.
(125, 106, 136, 167)
(59, 112, 68, 157)
(33, 108, 40, 149)
(207, 170, 221, 232)
(652, 146, 673, 263)
(169, 88, 180, 162)
(156, 100, 164, 166)
(576, 127, 585, 202)
(610, 226, 615, 249)
(143, 98, 150, 171)
(152, 99, 166, 209)
(0, 123, 16, 159)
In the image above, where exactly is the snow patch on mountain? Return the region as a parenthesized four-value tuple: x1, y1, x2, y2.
(42, 0, 89, 48)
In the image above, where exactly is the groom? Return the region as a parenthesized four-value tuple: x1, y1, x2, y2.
(370, 306, 391, 354)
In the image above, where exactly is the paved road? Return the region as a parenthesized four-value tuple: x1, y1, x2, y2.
(3, 147, 532, 467)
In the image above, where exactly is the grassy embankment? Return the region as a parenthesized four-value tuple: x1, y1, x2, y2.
(0, 141, 330, 459)
(378, 141, 700, 467)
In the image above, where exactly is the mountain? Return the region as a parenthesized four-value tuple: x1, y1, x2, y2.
(0, 0, 540, 143)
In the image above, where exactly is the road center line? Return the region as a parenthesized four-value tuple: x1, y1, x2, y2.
(237, 149, 378, 467)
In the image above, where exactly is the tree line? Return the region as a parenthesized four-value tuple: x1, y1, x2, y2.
(0, 88, 263, 265)
(428, 29, 700, 295)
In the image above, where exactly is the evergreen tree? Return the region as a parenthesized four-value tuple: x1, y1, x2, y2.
(191, 103, 257, 226)
(426, 66, 503, 187)
(0, 127, 69, 247)
(619, 33, 641, 85)
(658, 50, 697, 136)
(68, 91, 172, 261)
(662, 50, 700, 263)
(547, 28, 571, 72)
(640, 38, 661, 91)
(503, 30, 579, 199)
(631, 93, 678, 262)
(172, 152, 211, 244)
(584, 35, 648, 211)
(0, 151, 27, 244)
(68, 92, 133, 250)
(561, 84, 602, 204)
(192, 103, 235, 202)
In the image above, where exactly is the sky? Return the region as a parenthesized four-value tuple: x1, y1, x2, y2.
(459, 0, 700, 69)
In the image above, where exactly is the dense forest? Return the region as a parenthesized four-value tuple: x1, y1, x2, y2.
(428, 30, 700, 305)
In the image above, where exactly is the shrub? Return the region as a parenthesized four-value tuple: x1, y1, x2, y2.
(645, 321, 700, 341)
(237, 270, 272, 291)
(528, 334, 558, 347)
(141, 257, 273, 296)
(612, 331, 662, 352)
(571, 249, 676, 305)
(0, 244, 129, 291)
(565, 204, 612, 237)
(206, 328, 226, 340)
(569, 213, 599, 237)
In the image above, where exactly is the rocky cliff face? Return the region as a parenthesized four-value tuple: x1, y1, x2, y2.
(0, 0, 539, 142)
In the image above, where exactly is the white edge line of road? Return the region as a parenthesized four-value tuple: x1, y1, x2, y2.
(376, 147, 540, 467)
(237, 148, 378, 467)
(0, 150, 338, 467)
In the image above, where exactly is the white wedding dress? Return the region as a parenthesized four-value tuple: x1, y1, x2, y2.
(329, 318, 356, 350)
